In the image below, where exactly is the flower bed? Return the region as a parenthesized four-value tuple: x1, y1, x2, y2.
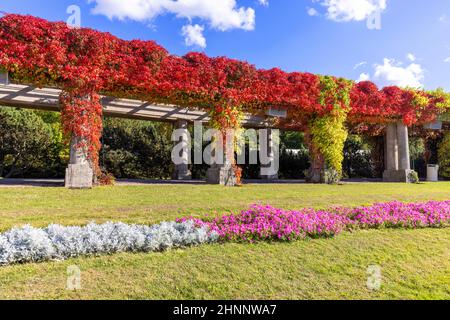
(0, 200, 448, 266)
(180, 200, 450, 242)
(180, 206, 350, 242)
(349, 201, 450, 229)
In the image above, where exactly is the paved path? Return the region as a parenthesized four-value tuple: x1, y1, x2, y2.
(0, 178, 203, 187)
(0, 179, 63, 187)
(0, 177, 391, 187)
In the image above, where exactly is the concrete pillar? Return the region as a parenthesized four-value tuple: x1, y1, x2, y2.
(305, 130, 326, 183)
(397, 121, 411, 170)
(206, 130, 236, 186)
(206, 164, 235, 186)
(172, 120, 192, 180)
(260, 128, 279, 180)
(0, 70, 9, 85)
(385, 122, 398, 171)
(65, 136, 94, 189)
(383, 121, 416, 183)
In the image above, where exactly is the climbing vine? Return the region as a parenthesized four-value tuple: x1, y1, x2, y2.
(307, 76, 352, 182)
(0, 14, 449, 184)
(209, 102, 244, 185)
(59, 88, 103, 176)
(438, 132, 450, 179)
(428, 88, 450, 121)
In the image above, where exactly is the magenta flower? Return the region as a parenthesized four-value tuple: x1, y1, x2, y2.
(183, 200, 450, 243)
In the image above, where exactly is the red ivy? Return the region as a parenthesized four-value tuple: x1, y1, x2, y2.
(0, 14, 447, 172)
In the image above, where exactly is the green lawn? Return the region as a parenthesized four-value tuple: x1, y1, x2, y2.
(0, 182, 449, 299)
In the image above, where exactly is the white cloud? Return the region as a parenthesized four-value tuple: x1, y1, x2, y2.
(406, 53, 416, 62)
(357, 72, 370, 82)
(353, 61, 367, 69)
(307, 7, 319, 16)
(258, 0, 269, 7)
(374, 58, 424, 88)
(444, 57, 450, 63)
(182, 24, 206, 48)
(88, 0, 256, 34)
(320, 0, 387, 22)
(88, 0, 162, 21)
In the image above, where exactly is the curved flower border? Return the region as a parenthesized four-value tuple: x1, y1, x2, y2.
(0, 200, 448, 266)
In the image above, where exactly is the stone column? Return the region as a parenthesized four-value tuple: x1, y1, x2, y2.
(385, 122, 398, 171)
(206, 130, 236, 186)
(65, 136, 94, 189)
(172, 120, 192, 180)
(305, 130, 325, 183)
(397, 121, 411, 170)
(260, 128, 279, 180)
(0, 70, 8, 85)
(383, 121, 415, 182)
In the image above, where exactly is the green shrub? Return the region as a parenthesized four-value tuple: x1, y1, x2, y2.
(438, 132, 450, 179)
(408, 171, 420, 184)
(0, 108, 57, 178)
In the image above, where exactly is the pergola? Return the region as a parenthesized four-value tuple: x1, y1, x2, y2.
(0, 73, 284, 187)
(0, 14, 448, 188)
(2, 71, 446, 187)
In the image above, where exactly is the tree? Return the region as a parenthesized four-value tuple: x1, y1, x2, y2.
(100, 118, 173, 179)
(0, 108, 53, 178)
(438, 132, 450, 179)
(342, 135, 375, 178)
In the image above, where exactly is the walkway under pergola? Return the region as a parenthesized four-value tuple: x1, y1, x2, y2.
(1, 70, 439, 187)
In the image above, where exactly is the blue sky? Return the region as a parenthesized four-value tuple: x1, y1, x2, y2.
(1, 0, 450, 90)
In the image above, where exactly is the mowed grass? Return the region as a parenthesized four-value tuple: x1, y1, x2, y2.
(0, 182, 450, 231)
(0, 182, 449, 299)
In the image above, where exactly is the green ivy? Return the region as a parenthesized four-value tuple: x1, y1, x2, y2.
(310, 114, 348, 173)
(309, 76, 352, 175)
(428, 88, 450, 120)
(438, 132, 450, 179)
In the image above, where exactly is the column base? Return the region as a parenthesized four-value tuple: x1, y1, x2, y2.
(65, 164, 93, 189)
(260, 173, 279, 181)
(306, 168, 340, 184)
(383, 170, 417, 183)
(206, 166, 236, 186)
(172, 168, 192, 180)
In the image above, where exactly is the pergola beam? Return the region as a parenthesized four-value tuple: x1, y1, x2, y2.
(0, 82, 269, 127)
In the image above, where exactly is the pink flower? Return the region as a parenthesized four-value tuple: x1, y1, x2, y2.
(182, 200, 450, 243)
